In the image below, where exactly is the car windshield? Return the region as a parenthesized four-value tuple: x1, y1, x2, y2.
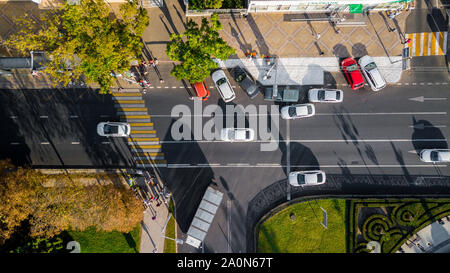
(217, 78, 227, 86)
(104, 124, 118, 134)
(318, 90, 325, 100)
(364, 62, 377, 71)
(354, 82, 364, 88)
(430, 151, 439, 161)
(235, 72, 246, 82)
(336, 92, 341, 100)
(307, 106, 313, 115)
(288, 107, 297, 117)
(246, 131, 251, 139)
(317, 174, 323, 182)
(347, 64, 358, 72)
(297, 175, 305, 185)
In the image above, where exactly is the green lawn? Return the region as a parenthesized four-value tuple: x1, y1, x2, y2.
(258, 199, 346, 253)
(66, 225, 141, 253)
(163, 215, 177, 253)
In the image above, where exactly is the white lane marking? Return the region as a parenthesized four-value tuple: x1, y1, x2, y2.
(160, 138, 447, 144)
(404, 83, 409, 85)
(227, 163, 249, 166)
(101, 142, 110, 144)
(427, 31, 432, 56)
(71, 142, 80, 144)
(164, 87, 169, 89)
(40, 116, 48, 118)
(149, 86, 155, 89)
(100, 115, 109, 118)
(150, 111, 447, 118)
(412, 83, 417, 85)
(157, 86, 161, 88)
(70, 115, 79, 118)
(443, 82, 448, 85)
(10, 142, 20, 145)
(164, 164, 447, 168)
(409, 125, 446, 128)
(10, 115, 18, 119)
(420, 82, 425, 85)
(172, 86, 177, 88)
(412, 33, 416, 56)
(41, 142, 50, 145)
(397, 83, 402, 85)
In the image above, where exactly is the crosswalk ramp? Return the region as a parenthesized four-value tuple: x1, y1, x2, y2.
(112, 91, 167, 167)
(407, 32, 448, 57)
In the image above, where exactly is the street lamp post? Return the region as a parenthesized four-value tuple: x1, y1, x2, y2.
(161, 212, 184, 245)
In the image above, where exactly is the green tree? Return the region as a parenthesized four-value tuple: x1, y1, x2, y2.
(166, 13, 235, 83)
(4, 0, 149, 94)
(189, 0, 224, 9)
(0, 160, 144, 244)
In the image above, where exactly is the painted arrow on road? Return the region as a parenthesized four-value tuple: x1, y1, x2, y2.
(409, 123, 447, 130)
(409, 96, 448, 102)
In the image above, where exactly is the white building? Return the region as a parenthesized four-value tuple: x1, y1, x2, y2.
(246, 0, 412, 13)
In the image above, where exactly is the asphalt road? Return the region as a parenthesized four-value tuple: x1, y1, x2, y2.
(0, 88, 134, 167)
(0, 62, 448, 254)
(145, 68, 449, 253)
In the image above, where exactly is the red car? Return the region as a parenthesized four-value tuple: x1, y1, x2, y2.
(191, 81, 210, 101)
(341, 58, 365, 90)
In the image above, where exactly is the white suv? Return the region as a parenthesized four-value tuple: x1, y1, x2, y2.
(358, 55, 386, 91)
(212, 70, 236, 103)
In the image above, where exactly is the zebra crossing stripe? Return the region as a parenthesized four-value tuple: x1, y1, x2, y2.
(443, 32, 448, 55)
(431, 32, 437, 55)
(408, 32, 447, 56)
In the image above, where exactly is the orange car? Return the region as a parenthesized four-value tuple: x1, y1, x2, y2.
(191, 81, 210, 101)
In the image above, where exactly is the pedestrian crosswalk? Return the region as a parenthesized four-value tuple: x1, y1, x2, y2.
(407, 32, 448, 57)
(112, 91, 167, 168)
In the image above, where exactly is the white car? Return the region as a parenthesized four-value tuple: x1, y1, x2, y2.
(419, 149, 450, 163)
(289, 170, 326, 187)
(280, 104, 315, 120)
(308, 88, 343, 103)
(212, 70, 236, 103)
(97, 122, 131, 137)
(358, 55, 386, 91)
(220, 128, 255, 142)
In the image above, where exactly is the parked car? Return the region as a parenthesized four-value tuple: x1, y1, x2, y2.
(341, 57, 365, 90)
(231, 66, 259, 99)
(211, 70, 236, 103)
(289, 170, 326, 187)
(308, 88, 343, 103)
(97, 122, 131, 137)
(358, 55, 386, 91)
(220, 128, 255, 142)
(419, 149, 450, 163)
(280, 103, 315, 120)
(191, 81, 210, 101)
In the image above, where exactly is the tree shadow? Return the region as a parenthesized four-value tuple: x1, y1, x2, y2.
(123, 232, 138, 253)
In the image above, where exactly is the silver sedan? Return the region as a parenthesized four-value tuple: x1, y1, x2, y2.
(308, 88, 343, 103)
(289, 170, 326, 187)
(280, 103, 315, 120)
(97, 122, 131, 137)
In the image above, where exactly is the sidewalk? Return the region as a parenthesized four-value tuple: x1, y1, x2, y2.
(216, 56, 404, 85)
(397, 216, 450, 253)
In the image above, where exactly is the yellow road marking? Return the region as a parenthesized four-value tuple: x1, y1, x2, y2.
(437, 32, 444, 55)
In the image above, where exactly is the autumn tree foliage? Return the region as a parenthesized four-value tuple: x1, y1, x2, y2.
(0, 160, 143, 244)
(166, 13, 235, 83)
(3, 0, 149, 94)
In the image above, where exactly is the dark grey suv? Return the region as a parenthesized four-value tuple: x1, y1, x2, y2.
(231, 66, 259, 99)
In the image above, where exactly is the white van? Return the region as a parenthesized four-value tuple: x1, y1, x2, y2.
(212, 70, 236, 103)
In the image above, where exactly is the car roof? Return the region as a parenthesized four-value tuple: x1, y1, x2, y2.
(217, 81, 235, 100)
(192, 82, 209, 97)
